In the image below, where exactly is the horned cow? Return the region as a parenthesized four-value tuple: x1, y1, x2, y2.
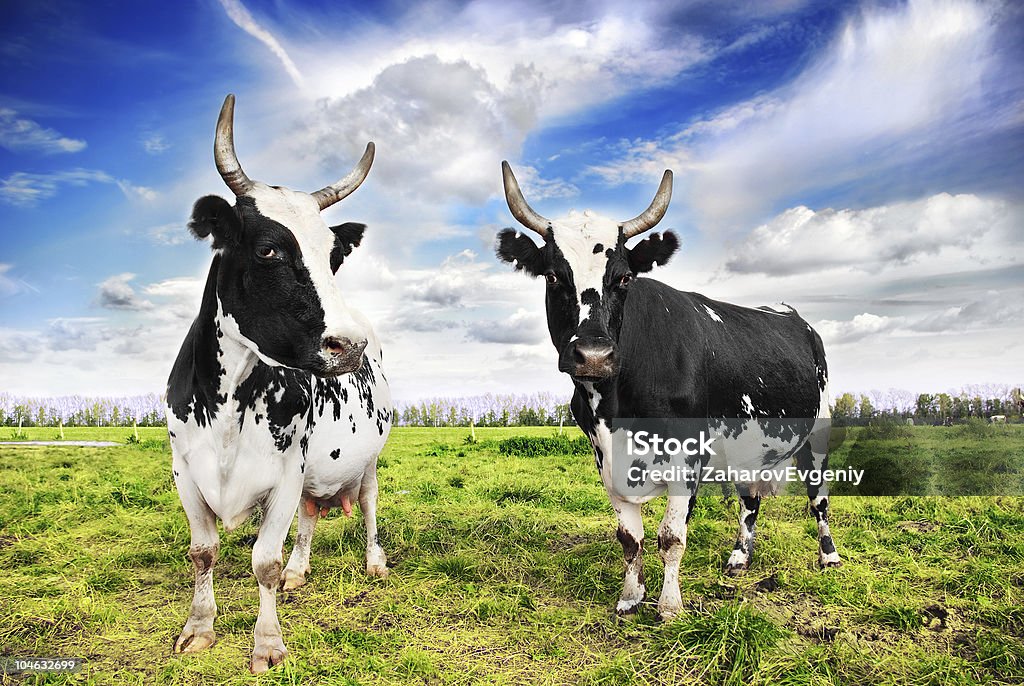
(167, 95, 391, 672)
(496, 162, 841, 619)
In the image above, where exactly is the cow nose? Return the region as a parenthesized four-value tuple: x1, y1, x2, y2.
(322, 336, 367, 358)
(574, 341, 614, 366)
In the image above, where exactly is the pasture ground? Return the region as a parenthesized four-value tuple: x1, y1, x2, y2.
(0, 425, 1022, 685)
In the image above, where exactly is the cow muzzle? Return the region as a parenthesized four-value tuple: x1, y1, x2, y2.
(318, 336, 368, 376)
(560, 337, 616, 381)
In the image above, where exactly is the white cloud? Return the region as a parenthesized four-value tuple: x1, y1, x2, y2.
(816, 297, 1024, 346)
(0, 108, 86, 154)
(0, 168, 157, 207)
(296, 56, 544, 205)
(725, 193, 1010, 275)
(144, 222, 188, 246)
(96, 273, 154, 311)
(466, 307, 547, 344)
(592, 0, 1011, 228)
(142, 134, 170, 154)
(218, 0, 305, 89)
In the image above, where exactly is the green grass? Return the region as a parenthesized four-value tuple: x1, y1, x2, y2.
(0, 426, 1022, 684)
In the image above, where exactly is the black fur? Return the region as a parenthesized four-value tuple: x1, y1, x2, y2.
(495, 229, 546, 276)
(330, 222, 365, 273)
(188, 195, 241, 248)
(628, 231, 679, 273)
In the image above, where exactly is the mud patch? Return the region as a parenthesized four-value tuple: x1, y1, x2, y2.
(897, 520, 940, 533)
(754, 574, 780, 593)
(922, 604, 948, 631)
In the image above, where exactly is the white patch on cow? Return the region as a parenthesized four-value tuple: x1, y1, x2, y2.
(753, 302, 793, 316)
(818, 375, 831, 420)
(741, 393, 756, 416)
(548, 210, 621, 323)
(248, 183, 367, 345)
(703, 304, 723, 323)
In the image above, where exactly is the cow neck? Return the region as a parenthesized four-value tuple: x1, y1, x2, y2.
(189, 254, 259, 426)
(576, 378, 617, 425)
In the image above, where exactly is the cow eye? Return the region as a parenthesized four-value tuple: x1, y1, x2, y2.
(619, 273, 634, 287)
(545, 273, 558, 285)
(256, 245, 276, 259)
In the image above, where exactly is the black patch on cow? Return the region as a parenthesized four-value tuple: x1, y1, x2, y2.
(685, 494, 697, 523)
(330, 448, 341, 460)
(168, 431, 176, 438)
(167, 256, 228, 427)
(593, 243, 604, 254)
(627, 459, 647, 488)
(188, 195, 241, 248)
(349, 356, 377, 419)
(234, 365, 310, 452)
(580, 288, 600, 307)
(627, 231, 679, 274)
(495, 229, 546, 277)
(819, 535, 836, 555)
(213, 196, 332, 372)
(658, 531, 681, 553)
(329, 222, 365, 273)
(616, 526, 641, 563)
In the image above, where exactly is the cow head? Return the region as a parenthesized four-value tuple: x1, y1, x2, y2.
(188, 95, 372, 377)
(496, 162, 678, 382)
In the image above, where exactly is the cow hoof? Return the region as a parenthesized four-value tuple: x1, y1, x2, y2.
(656, 610, 680, 622)
(615, 599, 642, 617)
(250, 638, 287, 674)
(280, 569, 307, 591)
(173, 627, 216, 653)
(367, 563, 390, 579)
(724, 564, 749, 577)
(819, 558, 843, 570)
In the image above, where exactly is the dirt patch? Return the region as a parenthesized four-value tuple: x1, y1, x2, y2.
(797, 625, 839, 642)
(754, 574, 780, 593)
(896, 520, 940, 533)
(922, 604, 948, 630)
(343, 589, 370, 607)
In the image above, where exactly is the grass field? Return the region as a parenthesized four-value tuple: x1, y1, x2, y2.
(1, 425, 1023, 685)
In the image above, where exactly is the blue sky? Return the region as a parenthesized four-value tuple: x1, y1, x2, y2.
(1, 0, 1022, 401)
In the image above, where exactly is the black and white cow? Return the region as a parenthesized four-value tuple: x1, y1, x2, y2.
(495, 162, 840, 619)
(167, 95, 391, 673)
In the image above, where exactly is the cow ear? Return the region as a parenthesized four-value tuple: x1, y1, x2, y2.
(329, 222, 366, 272)
(188, 195, 241, 249)
(496, 229, 545, 277)
(628, 231, 679, 273)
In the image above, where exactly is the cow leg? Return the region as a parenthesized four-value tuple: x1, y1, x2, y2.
(359, 462, 389, 578)
(173, 466, 220, 654)
(797, 437, 842, 569)
(250, 485, 302, 674)
(609, 495, 645, 615)
(724, 489, 760, 576)
(656, 493, 695, 620)
(281, 496, 319, 591)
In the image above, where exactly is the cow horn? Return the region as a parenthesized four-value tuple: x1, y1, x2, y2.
(502, 161, 550, 238)
(620, 170, 673, 238)
(311, 142, 375, 211)
(214, 94, 255, 197)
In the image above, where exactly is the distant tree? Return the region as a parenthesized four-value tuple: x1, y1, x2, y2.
(937, 393, 952, 421)
(915, 394, 935, 420)
(833, 393, 857, 420)
(858, 395, 874, 419)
